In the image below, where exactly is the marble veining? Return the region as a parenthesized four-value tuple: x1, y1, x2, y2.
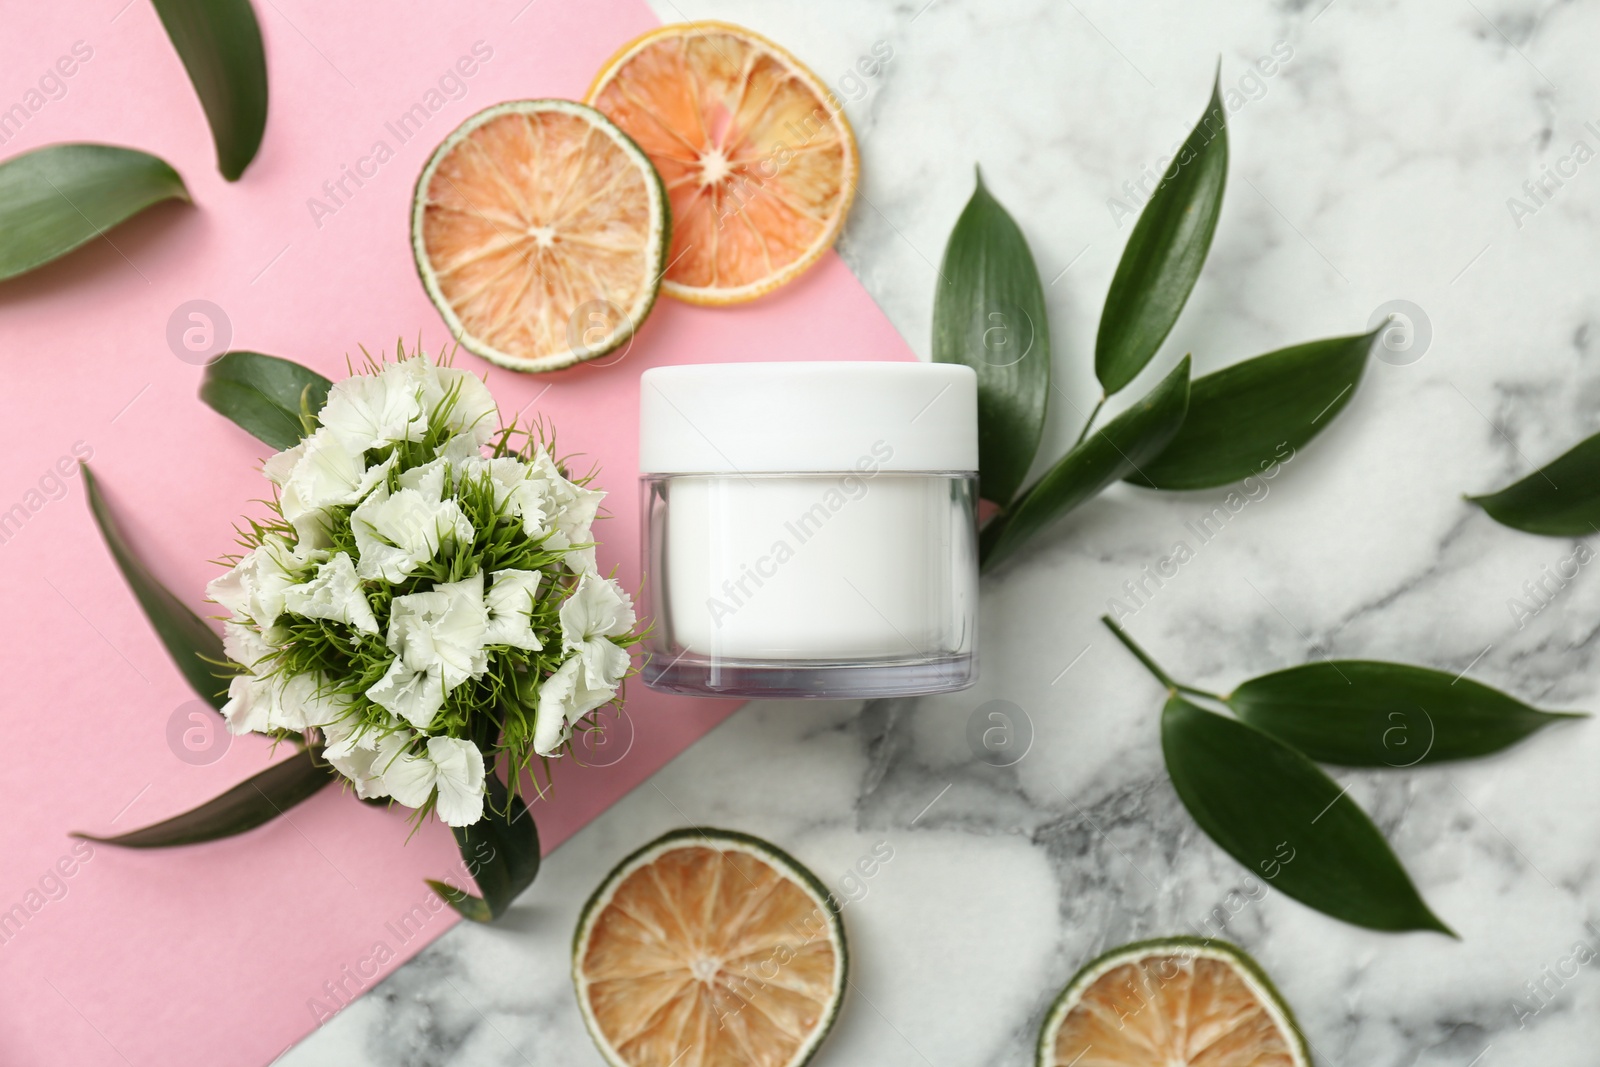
(283, 0, 1600, 1063)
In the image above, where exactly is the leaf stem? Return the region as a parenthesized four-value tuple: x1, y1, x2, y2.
(1099, 616, 1229, 701)
(1074, 395, 1108, 448)
(1100, 615, 1177, 691)
(1176, 682, 1227, 702)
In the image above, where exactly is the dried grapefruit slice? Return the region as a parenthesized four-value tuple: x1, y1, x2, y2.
(1038, 937, 1311, 1067)
(411, 100, 669, 373)
(587, 22, 858, 304)
(574, 827, 847, 1067)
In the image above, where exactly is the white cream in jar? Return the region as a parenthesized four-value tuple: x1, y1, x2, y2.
(638, 361, 978, 698)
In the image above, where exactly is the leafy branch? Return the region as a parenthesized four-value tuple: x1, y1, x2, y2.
(937, 67, 1589, 936)
(934, 71, 1377, 571)
(1103, 615, 1580, 935)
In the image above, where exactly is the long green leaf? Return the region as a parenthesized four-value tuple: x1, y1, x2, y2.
(1228, 661, 1584, 766)
(152, 0, 269, 181)
(1130, 330, 1377, 490)
(200, 351, 332, 450)
(0, 144, 189, 281)
(932, 168, 1051, 506)
(981, 357, 1190, 571)
(1162, 695, 1451, 935)
(1096, 76, 1228, 396)
(74, 746, 332, 847)
(84, 464, 227, 708)
(426, 771, 540, 922)
(1469, 432, 1600, 536)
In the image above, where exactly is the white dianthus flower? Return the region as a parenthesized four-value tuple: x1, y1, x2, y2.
(366, 572, 490, 728)
(211, 351, 635, 827)
(317, 361, 428, 452)
(272, 428, 394, 522)
(206, 535, 322, 628)
(560, 574, 635, 688)
(528, 449, 605, 573)
(222, 620, 274, 669)
(534, 656, 616, 755)
(282, 552, 379, 634)
(321, 718, 389, 799)
(426, 363, 499, 447)
(377, 735, 486, 827)
(350, 481, 474, 584)
(530, 576, 635, 755)
(220, 669, 349, 735)
(483, 568, 544, 650)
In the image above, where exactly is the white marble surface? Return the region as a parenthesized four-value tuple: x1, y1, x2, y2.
(283, 0, 1600, 1063)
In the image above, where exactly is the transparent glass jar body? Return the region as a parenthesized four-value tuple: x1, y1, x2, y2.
(640, 470, 978, 698)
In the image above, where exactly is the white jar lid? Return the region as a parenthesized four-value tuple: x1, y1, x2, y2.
(639, 361, 978, 474)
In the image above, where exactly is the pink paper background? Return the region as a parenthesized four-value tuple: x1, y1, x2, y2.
(0, 3, 912, 1064)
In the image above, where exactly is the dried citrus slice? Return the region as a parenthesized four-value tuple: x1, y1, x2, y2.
(586, 22, 858, 304)
(574, 827, 847, 1067)
(1038, 937, 1311, 1067)
(411, 99, 669, 373)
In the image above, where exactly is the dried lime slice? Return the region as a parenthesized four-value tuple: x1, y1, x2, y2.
(412, 99, 669, 373)
(573, 827, 847, 1067)
(1039, 937, 1312, 1066)
(587, 22, 858, 305)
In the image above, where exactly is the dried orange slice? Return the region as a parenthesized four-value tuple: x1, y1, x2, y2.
(1038, 937, 1311, 1067)
(587, 22, 858, 304)
(573, 827, 847, 1067)
(411, 100, 669, 373)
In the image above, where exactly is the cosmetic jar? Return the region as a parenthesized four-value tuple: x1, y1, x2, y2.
(638, 361, 979, 698)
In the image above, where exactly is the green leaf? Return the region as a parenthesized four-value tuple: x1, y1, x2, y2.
(84, 464, 227, 708)
(1228, 661, 1584, 767)
(932, 167, 1051, 507)
(981, 356, 1190, 571)
(1129, 329, 1377, 490)
(1468, 431, 1600, 537)
(1096, 76, 1228, 396)
(1162, 695, 1452, 935)
(74, 746, 332, 847)
(0, 144, 189, 282)
(200, 351, 332, 450)
(151, 0, 269, 181)
(426, 771, 540, 923)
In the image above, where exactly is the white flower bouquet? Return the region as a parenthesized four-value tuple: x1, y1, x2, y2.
(205, 351, 638, 827)
(75, 345, 631, 918)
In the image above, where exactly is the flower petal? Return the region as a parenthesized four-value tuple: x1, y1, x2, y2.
(319, 365, 427, 451)
(533, 658, 581, 755)
(376, 734, 436, 808)
(533, 655, 617, 756)
(429, 364, 499, 446)
(283, 429, 393, 521)
(222, 621, 274, 669)
(484, 568, 543, 650)
(366, 656, 445, 729)
(207, 560, 255, 621)
(282, 552, 379, 633)
(262, 441, 304, 487)
(560, 574, 637, 652)
(386, 573, 490, 692)
(220, 673, 273, 735)
(427, 737, 486, 826)
(351, 483, 474, 583)
(577, 636, 631, 691)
